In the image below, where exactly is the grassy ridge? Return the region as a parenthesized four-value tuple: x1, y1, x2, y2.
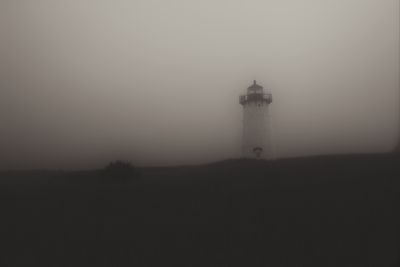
(1, 154, 400, 266)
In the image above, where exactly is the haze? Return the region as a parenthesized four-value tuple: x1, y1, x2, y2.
(0, 0, 398, 169)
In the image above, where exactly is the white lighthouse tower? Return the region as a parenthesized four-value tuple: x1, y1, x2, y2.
(240, 80, 273, 159)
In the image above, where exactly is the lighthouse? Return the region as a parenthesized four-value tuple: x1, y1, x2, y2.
(240, 80, 273, 159)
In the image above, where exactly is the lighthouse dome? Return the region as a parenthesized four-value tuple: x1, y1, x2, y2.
(247, 80, 263, 94)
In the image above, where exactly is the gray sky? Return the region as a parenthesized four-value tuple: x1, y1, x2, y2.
(0, 0, 399, 169)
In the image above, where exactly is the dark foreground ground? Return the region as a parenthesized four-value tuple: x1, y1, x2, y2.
(1, 154, 400, 267)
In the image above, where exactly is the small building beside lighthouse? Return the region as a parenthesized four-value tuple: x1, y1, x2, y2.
(240, 80, 273, 159)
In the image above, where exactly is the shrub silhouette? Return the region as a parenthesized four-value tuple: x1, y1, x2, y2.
(104, 160, 139, 177)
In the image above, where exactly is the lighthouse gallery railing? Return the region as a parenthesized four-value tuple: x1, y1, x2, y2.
(239, 93, 272, 105)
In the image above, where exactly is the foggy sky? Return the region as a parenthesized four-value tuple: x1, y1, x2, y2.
(0, 0, 399, 169)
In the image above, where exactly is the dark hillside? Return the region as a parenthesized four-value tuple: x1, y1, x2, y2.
(1, 154, 400, 266)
